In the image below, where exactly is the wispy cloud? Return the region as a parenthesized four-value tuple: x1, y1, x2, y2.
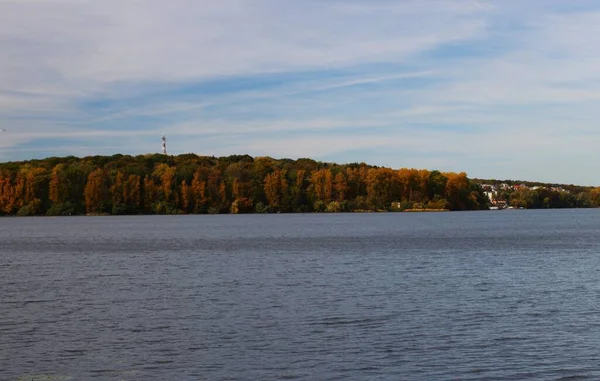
(1, 0, 600, 184)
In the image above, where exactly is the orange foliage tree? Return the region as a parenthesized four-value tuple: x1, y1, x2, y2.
(84, 169, 108, 214)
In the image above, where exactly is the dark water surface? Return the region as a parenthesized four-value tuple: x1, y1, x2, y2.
(2, 210, 600, 380)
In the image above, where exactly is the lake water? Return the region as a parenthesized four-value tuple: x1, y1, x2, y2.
(2, 210, 600, 380)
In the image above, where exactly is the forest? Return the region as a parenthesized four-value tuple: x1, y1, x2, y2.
(0, 153, 491, 216)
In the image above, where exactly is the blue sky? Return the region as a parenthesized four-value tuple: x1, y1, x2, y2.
(1, 0, 600, 185)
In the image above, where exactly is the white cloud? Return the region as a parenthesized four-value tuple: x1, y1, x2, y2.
(2, 0, 600, 184)
(0, 0, 485, 87)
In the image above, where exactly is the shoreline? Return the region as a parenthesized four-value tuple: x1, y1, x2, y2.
(3, 207, 598, 217)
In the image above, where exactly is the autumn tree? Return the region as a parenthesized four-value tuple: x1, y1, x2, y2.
(49, 164, 70, 205)
(153, 163, 177, 203)
(366, 168, 399, 209)
(191, 168, 209, 213)
(591, 187, 600, 206)
(180, 180, 191, 213)
(111, 171, 125, 210)
(143, 175, 156, 212)
(445, 172, 473, 210)
(292, 169, 309, 212)
(310, 168, 333, 205)
(47, 163, 77, 215)
(24, 168, 47, 206)
(84, 169, 108, 214)
(123, 174, 142, 212)
(204, 168, 227, 213)
(264, 169, 289, 211)
(334, 171, 349, 202)
(0, 170, 15, 214)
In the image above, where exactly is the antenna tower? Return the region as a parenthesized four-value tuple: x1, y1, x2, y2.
(161, 135, 167, 155)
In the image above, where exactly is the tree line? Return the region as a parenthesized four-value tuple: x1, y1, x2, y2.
(508, 188, 594, 209)
(473, 179, 600, 209)
(0, 153, 492, 216)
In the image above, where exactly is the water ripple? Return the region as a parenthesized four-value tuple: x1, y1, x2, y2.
(2, 211, 600, 380)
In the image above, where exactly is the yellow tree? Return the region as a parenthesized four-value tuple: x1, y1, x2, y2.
(310, 168, 333, 202)
(293, 169, 307, 209)
(218, 182, 227, 210)
(111, 171, 125, 207)
(84, 169, 108, 214)
(445, 172, 470, 210)
(279, 170, 289, 209)
(123, 174, 141, 210)
(49, 164, 70, 205)
(180, 180, 191, 212)
(0, 170, 15, 214)
(591, 187, 600, 206)
(264, 169, 288, 209)
(366, 167, 399, 209)
(264, 171, 279, 208)
(191, 168, 209, 212)
(412, 169, 430, 203)
(231, 177, 252, 201)
(206, 168, 225, 211)
(12, 171, 27, 211)
(334, 171, 349, 202)
(143, 175, 156, 211)
(397, 168, 422, 201)
(153, 164, 177, 203)
(346, 164, 368, 198)
(24, 167, 46, 206)
(232, 178, 241, 200)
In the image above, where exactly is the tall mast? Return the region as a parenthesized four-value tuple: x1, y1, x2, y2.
(161, 135, 167, 155)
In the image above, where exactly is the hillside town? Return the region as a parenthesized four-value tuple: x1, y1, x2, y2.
(479, 182, 574, 209)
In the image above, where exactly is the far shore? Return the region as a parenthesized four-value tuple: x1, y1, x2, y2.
(403, 209, 450, 212)
(4, 207, 599, 218)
